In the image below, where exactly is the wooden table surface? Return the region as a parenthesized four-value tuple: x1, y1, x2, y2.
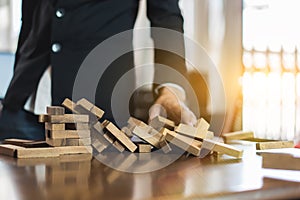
(0, 143, 299, 200)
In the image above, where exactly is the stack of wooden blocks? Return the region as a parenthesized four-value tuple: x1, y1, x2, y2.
(0, 98, 245, 159)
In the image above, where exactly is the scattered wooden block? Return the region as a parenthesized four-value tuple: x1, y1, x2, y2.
(3, 139, 34, 146)
(76, 98, 104, 119)
(0, 144, 25, 157)
(45, 123, 65, 131)
(103, 121, 137, 152)
(222, 131, 254, 143)
(44, 114, 89, 123)
(138, 144, 152, 153)
(165, 130, 202, 156)
(149, 116, 175, 131)
(195, 118, 210, 137)
(256, 141, 294, 150)
(47, 106, 65, 115)
(201, 139, 243, 158)
(46, 138, 91, 147)
(127, 117, 148, 128)
(175, 124, 206, 140)
(103, 132, 115, 144)
(46, 130, 91, 139)
(62, 98, 79, 114)
(4, 139, 49, 148)
(132, 126, 161, 148)
(261, 152, 300, 170)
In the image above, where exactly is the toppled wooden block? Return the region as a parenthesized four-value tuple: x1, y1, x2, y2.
(165, 130, 202, 156)
(256, 141, 294, 150)
(138, 144, 152, 153)
(46, 138, 91, 147)
(201, 139, 243, 158)
(160, 140, 172, 153)
(46, 130, 91, 139)
(127, 117, 148, 128)
(261, 152, 300, 170)
(132, 126, 162, 148)
(222, 131, 254, 143)
(102, 120, 137, 152)
(47, 106, 65, 115)
(62, 98, 79, 114)
(175, 119, 210, 141)
(149, 116, 175, 131)
(43, 114, 89, 123)
(76, 98, 104, 119)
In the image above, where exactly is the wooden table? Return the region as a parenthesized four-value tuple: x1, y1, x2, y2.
(0, 143, 299, 200)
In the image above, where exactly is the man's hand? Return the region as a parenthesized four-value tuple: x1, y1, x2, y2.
(148, 87, 197, 126)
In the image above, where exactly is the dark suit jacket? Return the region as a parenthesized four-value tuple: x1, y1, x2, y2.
(3, 0, 186, 121)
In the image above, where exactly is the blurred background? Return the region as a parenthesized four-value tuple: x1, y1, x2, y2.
(0, 0, 299, 142)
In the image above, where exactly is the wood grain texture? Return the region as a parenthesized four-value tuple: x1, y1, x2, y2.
(222, 131, 254, 143)
(262, 153, 300, 170)
(47, 106, 65, 115)
(256, 141, 294, 150)
(138, 144, 152, 153)
(47, 130, 91, 139)
(149, 116, 175, 131)
(45, 114, 89, 123)
(62, 98, 79, 114)
(201, 139, 243, 158)
(132, 126, 161, 148)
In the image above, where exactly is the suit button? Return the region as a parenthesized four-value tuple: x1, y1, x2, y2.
(52, 43, 62, 53)
(56, 8, 65, 18)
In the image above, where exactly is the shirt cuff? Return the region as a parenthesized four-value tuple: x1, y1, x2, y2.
(154, 83, 186, 101)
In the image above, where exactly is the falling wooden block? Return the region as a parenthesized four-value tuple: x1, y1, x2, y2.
(222, 131, 254, 143)
(47, 106, 65, 115)
(165, 130, 202, 156)
(46, 138, 91, 147)
(127, 117, 148, 128)
(201, 139, 243, 158)
(103, 121, 137, 152)
(149, 116, 175, 131)
(261, 152, 300, 170)
(45, 123, 65, 131)
(175, 124, 206, 140)
(132, 126, 161, 148)
(76, 98, 104, 119)
(46, 130, 91, 139)
(44, 114, 89, 123)
(256, 141, 294, 150)
(62, 98, 79, 114)
(138, 144, 152, 153)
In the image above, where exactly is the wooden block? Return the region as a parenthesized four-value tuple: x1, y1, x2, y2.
(62, 98, 79, 114)
(222, 131, 254, 143)
(127, 117, 148, 128)
(46, 138, 91, 147)
(47, 106, 65, 115)
(103, 132, 115, 144)
(112, 141, 125, 153)
(149, 116, 175, 131)
(91, 127, 110, 149)
(165, 130, 202, 156)
(76, 98, 104, 119)
(206, 131, 214, 139)
(47, 130, 90, 139)
(55, 146, 92, 155)
(138, 144, 152, 153)
(195, 118, 210, 137)
(39, 114, 48, 123)
(132, 126, 161, 148)
(261, 153, 300, 170)
(103, 121, 137, 152)
(0, 144, 25, 157)
(45, 123, 65, 131)
(256, 141, 294, 150)
(175, 124, 205, 140)
(201, 139, 243, 158)
(45, 114, 89, 123)
(3, 139, 49, 148)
